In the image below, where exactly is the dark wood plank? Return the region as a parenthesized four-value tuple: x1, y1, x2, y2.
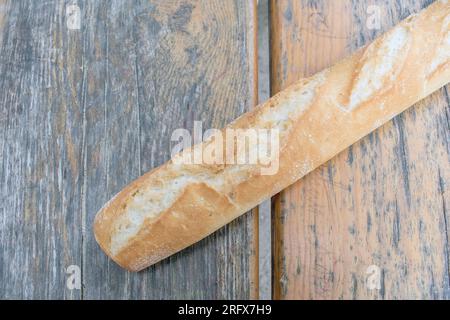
(82, 0, 258, 300)
(0, 0, 84, 299)
(271, 0, 450, 299)
(0, 0, 258, 299)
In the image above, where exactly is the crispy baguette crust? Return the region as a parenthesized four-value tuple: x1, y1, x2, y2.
(94, 1, 450, 271)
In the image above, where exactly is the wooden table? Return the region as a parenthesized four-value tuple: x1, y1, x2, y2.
(0, 0, 258, 299)
(271, 0, 450, 299)
(1, 0, 449, 300)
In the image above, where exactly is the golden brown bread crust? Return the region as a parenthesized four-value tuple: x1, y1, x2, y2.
(94, 0, 450, 271)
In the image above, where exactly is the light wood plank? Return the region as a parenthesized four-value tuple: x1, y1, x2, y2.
(271, 0, 450, 299)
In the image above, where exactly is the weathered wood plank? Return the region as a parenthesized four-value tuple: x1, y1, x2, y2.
(257, 0, 272, 300)
(0, 0, 84, 299)
(271, 0, 450, 299)
(1, 0, 258, 299)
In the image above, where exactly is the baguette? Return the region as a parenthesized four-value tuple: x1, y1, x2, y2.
(94, 0, 450, 271)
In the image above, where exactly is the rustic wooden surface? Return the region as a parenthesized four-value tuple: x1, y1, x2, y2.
(271, 0, 450, 299)
(0, 0, 258, 299)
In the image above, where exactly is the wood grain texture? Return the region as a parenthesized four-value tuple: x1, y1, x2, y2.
(271, 0, 450, 299)
(0, 0, 258, 299)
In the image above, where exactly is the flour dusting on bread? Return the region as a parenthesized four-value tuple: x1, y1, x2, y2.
(427, 14, 450, 77)
(109, 71, 327, 255)
(257, 71, 327, 130)
(346, 26, 411, 111)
